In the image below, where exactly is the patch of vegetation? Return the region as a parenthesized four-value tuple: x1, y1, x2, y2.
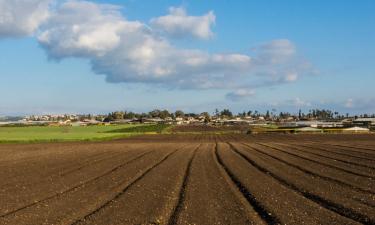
(108, 124, 171, 134)
(0, 124, 142, 143)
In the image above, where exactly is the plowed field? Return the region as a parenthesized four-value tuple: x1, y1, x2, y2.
(0, 134, 374, 225)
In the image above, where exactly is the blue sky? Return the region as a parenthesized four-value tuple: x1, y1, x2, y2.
(0, 0, 374, 115)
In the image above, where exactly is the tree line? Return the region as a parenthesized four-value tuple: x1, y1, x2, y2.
(100, 108, 375, 122)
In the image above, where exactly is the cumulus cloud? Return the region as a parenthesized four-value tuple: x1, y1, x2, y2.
(226, 89, 255, 101)
(1, 0, 316, 99)
(37, 1, 253, 89)
(38, 0, 145, 58)
(150, 7, 215, 40)
(0, 0, 51, 37)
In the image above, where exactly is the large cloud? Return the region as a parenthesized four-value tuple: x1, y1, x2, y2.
(150, 7, 215, 40)
(2, 0, 315, 99)
(38, 1, 145, 58)
(0, 0, 51, 37)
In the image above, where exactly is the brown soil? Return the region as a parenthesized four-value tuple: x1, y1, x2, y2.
(0, 134, 374, 225)
(170, 124, 249, 133)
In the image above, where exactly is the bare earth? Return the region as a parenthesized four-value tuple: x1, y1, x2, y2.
(0, 134, 374, 225)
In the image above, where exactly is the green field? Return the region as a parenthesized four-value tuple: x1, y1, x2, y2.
(0, 124, 170, 143)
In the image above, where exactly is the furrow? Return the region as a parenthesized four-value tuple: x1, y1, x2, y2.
(240, 142, 375, 195)
(257, 142, 375, 179)
(0, 150, 152, 218)
(329, 144, 375, 153)
(70, 148, 179, 225)
(214, 143, 281, 225)
(229, 143, 374, 225)
(276, 143, 375, 170)
(167, 145, 199, 225)
(295, 143, 375, 162)
(59, 151, 127, 177)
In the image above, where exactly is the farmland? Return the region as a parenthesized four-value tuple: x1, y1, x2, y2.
(0, 124, 169, 143)
(0, 133, 374, 225)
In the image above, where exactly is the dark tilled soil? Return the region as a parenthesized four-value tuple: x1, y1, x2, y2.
(0, 134, 374, 225)
(170, 124, 249, 133)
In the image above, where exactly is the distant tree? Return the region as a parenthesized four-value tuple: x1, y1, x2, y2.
(201, 112, 210, 117)
(201, 112, 211, 123)
(266, 110, 270, 119)
(149, 109, 161, 118)
(185, 113, 197, 118)
(214, 109, 219, 117)
(175, 110, 185, 118)
(220, 109, 233, 118)
(123, 111, 136, 119)
(112, 111, 124, 120)
(159, 110, 170, 119)
(334, 111, 339, 119)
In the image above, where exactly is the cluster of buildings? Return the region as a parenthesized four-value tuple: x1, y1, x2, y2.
(0, 114, 98, 126)
(276, 118, 375, 133)
(24, 114, 80, 122)
(1, 113, 374, 133)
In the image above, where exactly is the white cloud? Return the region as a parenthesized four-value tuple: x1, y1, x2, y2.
(226, 89, 256, 101)
(0, 0, 315, 98)
(0, 0, 52, 37)
(38, 0, 145, 58)
(37, 1, 254, 89)
(150, 7, 215, 40)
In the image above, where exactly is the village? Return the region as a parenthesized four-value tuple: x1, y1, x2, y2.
(1, 109, 375, 133)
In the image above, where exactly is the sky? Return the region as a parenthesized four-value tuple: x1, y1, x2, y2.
(0, 0, 374, 116)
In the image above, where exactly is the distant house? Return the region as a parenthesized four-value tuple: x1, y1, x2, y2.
(71, 122, 87, 127)
(295, 121, 343, 128)
(296, 120, 319, 127)
(71, 119, 102, 126)
(142, 118, 164, 124)
(353, 118, 375, 128)
(111, 119, 135, 124)
(175, 117, 184, 125)
(186, 117, 199, 124)
(223, 118, 249, 125)
(341, 118, 354, 127)
(316, 122, 344, 128)
(164, 117, 174, 124)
